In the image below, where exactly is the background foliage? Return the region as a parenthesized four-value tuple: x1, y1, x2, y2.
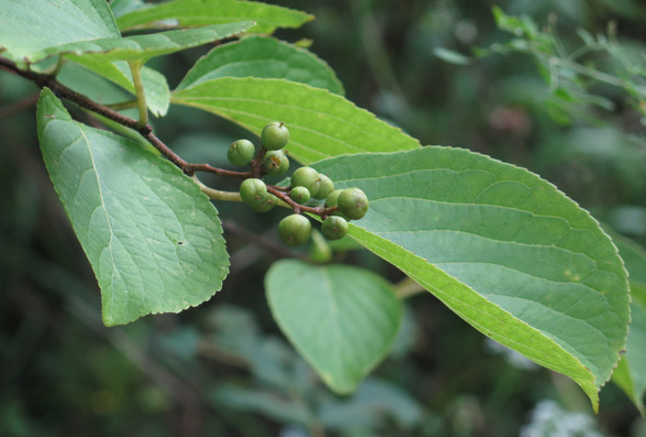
(2, 0, 646, 436)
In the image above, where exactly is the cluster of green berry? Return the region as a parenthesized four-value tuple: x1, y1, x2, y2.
(228, 122, 369, 247)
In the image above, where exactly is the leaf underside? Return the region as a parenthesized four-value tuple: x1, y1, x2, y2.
(266, 260, 402, 393)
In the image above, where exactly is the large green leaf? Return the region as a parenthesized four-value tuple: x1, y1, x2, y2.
(0, 0, 119, 65)
(172, 78, 420, 163)
(266, 260, 402, 393)
(312, 147, 630, 410)
(116, 0, 312, 34)
(611, 234, 646, 414)
(36, 88, 229, 326)
(35, 22, 254, 64)
(176, 36, 344, 95)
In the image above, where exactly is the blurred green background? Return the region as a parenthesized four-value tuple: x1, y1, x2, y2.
(2, 0, 646, 435)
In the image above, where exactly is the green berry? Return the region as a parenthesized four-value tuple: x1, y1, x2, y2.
(313, 174, 334, 199)
(227, 139, 255, 166)
(261, 122, 289, 150)
(338, 188, 369, 220)
(278, 214, 312, 246)
(291, 167, 320, 197)
(324, 189, 343, 208)
(321, 216, 348, 240)
(263, 150, 289, 176)
(240, 178, 267, 205)
(289, 186, 311, 204)
(324, 189, 350, 219)
(240, 179, 277, 212)
(250, 192, 278, 212)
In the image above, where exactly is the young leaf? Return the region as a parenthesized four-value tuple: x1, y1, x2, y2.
(176, 36, 344, 95)
(0, 0, 119, 65)
(36, 88, 229, 326)
(35, 22, 255, 64)
(172, 78, 420, 163)
(266, 260, 402, 394)
(116, 0, 313, 34)
(61, 59, 171, 117)
(312, 147, 630, 410)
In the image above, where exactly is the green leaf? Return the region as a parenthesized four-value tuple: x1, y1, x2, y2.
(36, 88, 229, 326)
(0, 0, 119, 65)
(610, 234, 646, 414)
(110, 0, 146, 19)
(35, 22, 255, 64)
(56, 61, 133, 106)
(613, 232, 646, 289)
(612, 289, 646, 416)
(432, 48, 472, 66)
(116, 0, 312, 34)
(266, 260, 402, 394)
(172, 78, 420, 163)
(312, 147, 630, 410)
(319, 379, 424, 430)
(67, 58, 170, 117)
(176, 36, 344, 95)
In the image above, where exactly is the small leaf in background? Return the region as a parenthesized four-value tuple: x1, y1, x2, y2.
(176, 35, 344, 95)
(0, 0, 119, 65)
(266, 260, 402, 394)
(211, 385, 311, 426)
(116, 0, 313, 34)
(313, 147, 630, 410)
(432, 47, 472, 65)
(318, 378, 424, 430)
(36, 89, 229, 326)
(172, 77, 420, 164)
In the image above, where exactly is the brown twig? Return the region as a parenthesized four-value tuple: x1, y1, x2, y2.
(0, 56, 339, 220)
(0, 56, 246, 178)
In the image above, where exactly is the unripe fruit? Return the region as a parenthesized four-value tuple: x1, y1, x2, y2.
(324, 189, 350, 219)
(313, 174, 334, 200)
(291, 167, 320, 197)
(261, 122, 289, 150)
(278, 214, 312, 246)
(263, 150, 289, 176)
(324, 189, 343, 208)
(227, 139, 255, 166)
(289, 186, 311, 204)
(338, 188, 369, 220)
(321, 216, 348, 240)
(250, 192, 278, 212)
(240, 178, 267, 205)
